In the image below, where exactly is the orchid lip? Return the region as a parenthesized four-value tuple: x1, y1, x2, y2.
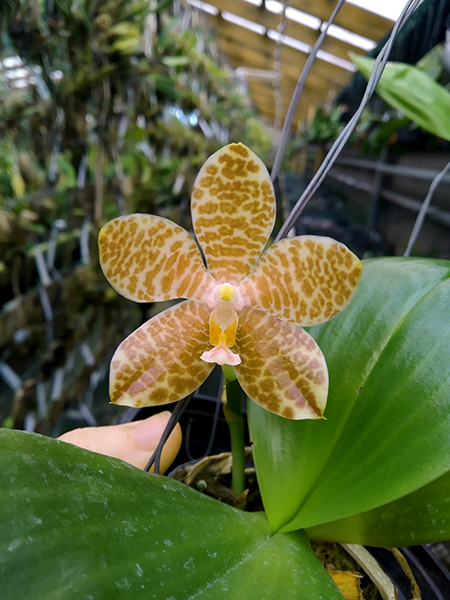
(200, 344, 241, 366)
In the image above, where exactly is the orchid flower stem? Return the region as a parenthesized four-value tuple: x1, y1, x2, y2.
(222, 367, 246, 497)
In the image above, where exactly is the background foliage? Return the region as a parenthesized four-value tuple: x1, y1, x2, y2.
(0, 0, 270, 436)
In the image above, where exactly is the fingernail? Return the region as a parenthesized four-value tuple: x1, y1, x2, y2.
(133, 412, 171, 451)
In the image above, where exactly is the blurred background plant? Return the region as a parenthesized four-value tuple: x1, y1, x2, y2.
(0, 0, 270, 436)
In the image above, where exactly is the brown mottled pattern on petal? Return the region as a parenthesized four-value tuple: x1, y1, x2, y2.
(234, 307, 328, 420)
(110, 301, 213, 408)
(99, 214, 216, 303)
(191, 143, 276, 285)
(241, 236, 362, 326)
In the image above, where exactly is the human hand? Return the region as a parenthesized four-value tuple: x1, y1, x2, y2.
(58, 411, 181, 473)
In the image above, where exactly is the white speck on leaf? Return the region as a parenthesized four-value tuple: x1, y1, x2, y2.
(7, 539, 22, 552)
(115, 578, 131, 590)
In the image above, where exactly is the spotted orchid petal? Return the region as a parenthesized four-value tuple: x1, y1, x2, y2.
(99, 214, 216, 303)
(110, 301, 214, 408)
(241, 236, 362, 326)
(234, 307, 328, 420)
(191, 143, 276, 285)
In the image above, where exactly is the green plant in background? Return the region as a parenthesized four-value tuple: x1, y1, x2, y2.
(2, 144, 450, 599)
(351, 109, 411, 156)
(283, 105, 348, 174)
(0, 0, 268, 213)
(346, 46, 450, 156)
(293, 105, 347, 150)
(0, 1, 269, 433)
(288, 42, 450, 162)
(352, 52, 450, 142)
(0, 0, 269, 277)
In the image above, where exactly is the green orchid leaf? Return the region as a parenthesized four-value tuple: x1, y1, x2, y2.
(0, 429, 342, 600)
(306, 469, 450, 547)
(351, 54, 450, 140)
(416, 44, 443, 81)
(249, 258, 450, 541)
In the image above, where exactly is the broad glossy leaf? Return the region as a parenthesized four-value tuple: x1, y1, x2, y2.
(306, 470, 450, 547)
(249, 258, 450, 539)
(352, 55, 450, 141)
(0, 430, 342, 600)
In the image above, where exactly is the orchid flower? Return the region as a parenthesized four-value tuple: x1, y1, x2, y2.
(99, 143, 362, 420)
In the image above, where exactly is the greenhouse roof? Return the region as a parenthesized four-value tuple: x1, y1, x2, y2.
(187, 0, 396, 129)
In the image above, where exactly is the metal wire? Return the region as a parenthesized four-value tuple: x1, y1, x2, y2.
(272, 0, 290, 131)
(404, 158, 450, 257)
(144, 394, 192, 474)
(271, 0, 346, 183)
(275, 0, 422, 242)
